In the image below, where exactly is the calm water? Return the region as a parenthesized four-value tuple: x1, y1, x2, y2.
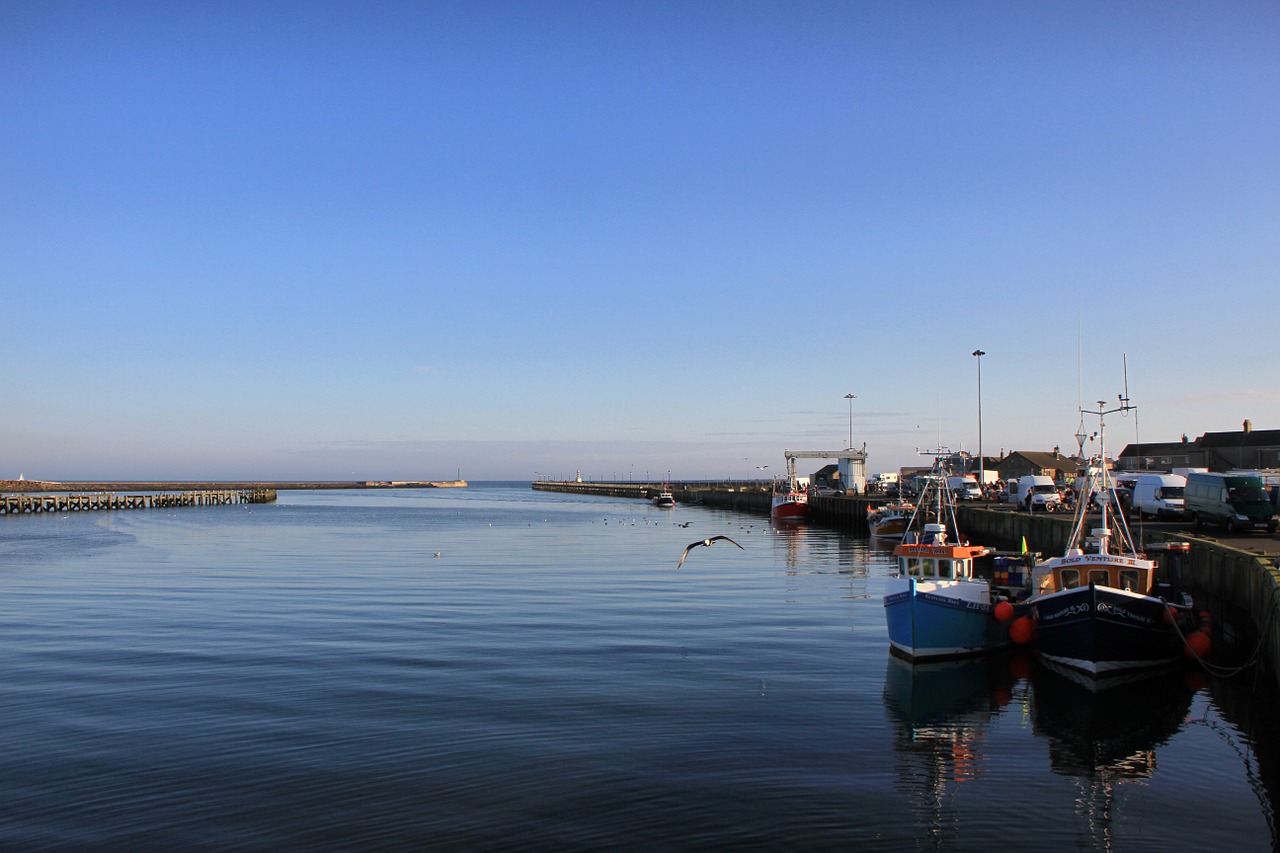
(2, 482, 1277, 851)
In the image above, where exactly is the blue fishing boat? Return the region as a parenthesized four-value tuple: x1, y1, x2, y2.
(883, 451, 1025, 661)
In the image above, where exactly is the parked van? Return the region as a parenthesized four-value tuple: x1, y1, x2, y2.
(1132, 473, 1186, 519)
(946, 476, 982, 501)
(1006, 475, 1062, 511)
(1185, 472, 1278, 534)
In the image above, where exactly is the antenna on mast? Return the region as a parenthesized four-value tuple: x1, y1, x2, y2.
(1120, 353, 1131, 413)
(1121, 353, 1141, 465)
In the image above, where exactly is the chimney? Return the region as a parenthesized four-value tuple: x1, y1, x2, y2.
(1244, 419, 1252, 434)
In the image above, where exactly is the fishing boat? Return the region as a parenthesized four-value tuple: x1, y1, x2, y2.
(1027, 397, 1201, 678)
(652, 488, 676, 508)
(883, 451, 1024, 661)
(770, 458, 809, 521)
(867, 501, 914, 539)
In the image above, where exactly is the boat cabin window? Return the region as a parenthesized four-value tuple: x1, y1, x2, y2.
(1059, 569, 1080, 589)
(905, 558, 921, 576)
(921, 558, 935, 577)
(1088, 569, 1109, 586)
(1119, 569, 1142, 592)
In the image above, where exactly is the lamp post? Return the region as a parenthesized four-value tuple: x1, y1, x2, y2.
(844, 393, 857, 449)
(972, 351, 985, 490)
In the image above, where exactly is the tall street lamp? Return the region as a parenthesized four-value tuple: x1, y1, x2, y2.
(972, 350, 985, 490)
(844, 393, 857, 449)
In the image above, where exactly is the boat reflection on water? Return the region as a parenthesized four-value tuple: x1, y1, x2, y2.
(770, 519, 808, 571)
(1029, 661, 1197, 847)
(883, 652, 1026, 842)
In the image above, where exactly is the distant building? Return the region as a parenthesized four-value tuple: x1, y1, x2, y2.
(961, 456, 1002, 484)
(1116, 422, 1280, 472)
(995, 450, 1081, 482)
(1115, 438, 1197, 472)
(1192, 422, 1280, 471)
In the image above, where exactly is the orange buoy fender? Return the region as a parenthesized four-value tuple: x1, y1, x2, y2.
(1185, 630, 1211, 660)
(1009, 615, 1035, 645)
(993, 601, 1015, 622)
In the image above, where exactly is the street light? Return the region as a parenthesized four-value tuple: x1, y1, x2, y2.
(844, 393, 857, 449)
(972, 351, 985, 490)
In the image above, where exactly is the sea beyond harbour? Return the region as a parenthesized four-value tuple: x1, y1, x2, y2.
(1, 482, 1277, 850)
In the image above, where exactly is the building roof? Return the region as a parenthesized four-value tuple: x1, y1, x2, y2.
(1197, 428, 1280, 448)
(999, 450, 1079, 470)
(1117, 440, 1194, 459)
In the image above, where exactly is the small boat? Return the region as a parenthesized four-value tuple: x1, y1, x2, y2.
(1027, 398, 1201, 678)
(867, 501, 914, 539)
(883, 451, 1026, 662)
(652, 489, 676, 508)
(770, 458, 809, 521)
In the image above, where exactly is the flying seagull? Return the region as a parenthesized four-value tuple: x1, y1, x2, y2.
(676, 535, 744, 570)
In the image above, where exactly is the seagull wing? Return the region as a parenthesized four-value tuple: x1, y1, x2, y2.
(676, 541, 701, 570)
(709, 535, 745, 550)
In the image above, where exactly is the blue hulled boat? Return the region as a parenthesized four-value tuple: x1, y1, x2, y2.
(883, 451, 1026, 661)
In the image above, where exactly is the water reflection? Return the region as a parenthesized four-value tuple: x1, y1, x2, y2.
(771, 523, 875, 598)
(883, 652, 1024, 846)
(1029, 662, 1196, 851)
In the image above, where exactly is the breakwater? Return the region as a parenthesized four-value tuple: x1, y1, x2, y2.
(1, 488, 277, 515)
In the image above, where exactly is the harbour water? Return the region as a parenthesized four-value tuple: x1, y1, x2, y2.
(1, 482, 1277, 850)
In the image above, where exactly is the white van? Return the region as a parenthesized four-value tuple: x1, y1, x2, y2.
(1132, 473, 1186, 519)
(946, 476, 982, 501)
(1006, 475, 1062, 511)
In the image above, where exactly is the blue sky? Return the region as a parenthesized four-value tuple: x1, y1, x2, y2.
(4, 1, 1278, 482)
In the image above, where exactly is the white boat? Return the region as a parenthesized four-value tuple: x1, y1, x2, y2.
(652, 489, 676, 508)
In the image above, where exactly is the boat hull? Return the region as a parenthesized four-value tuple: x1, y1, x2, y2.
(869, 516, 909, 539)
(1031, 584, 1188, 677)
(883, 577, 1009, 661)
(770, 494, 809, 520)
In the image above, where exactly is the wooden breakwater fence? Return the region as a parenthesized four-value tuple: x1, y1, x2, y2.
(535, 481, 1280, 688)
(1, 488, 277, 515)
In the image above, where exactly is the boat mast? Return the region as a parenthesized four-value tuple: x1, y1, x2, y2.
(1080, 393, 1140, 555)
(903, 448, 959, 539)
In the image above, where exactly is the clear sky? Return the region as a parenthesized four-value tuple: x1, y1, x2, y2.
(4, 1, 1278, 482)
